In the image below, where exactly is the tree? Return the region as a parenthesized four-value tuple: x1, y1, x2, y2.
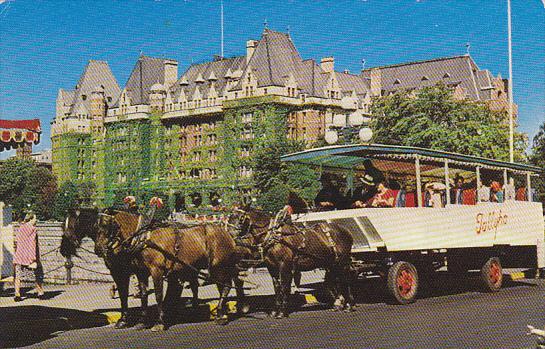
(52, 181, 79, 221)
(251, 108, 320, 213)
(77, 181, 96, 206)
(369, 84, 527, 161)
(0, 157, 58, 220)
(530, 121, 545, 203)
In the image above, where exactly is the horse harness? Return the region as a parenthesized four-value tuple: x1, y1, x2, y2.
(233, 210, 339, 264)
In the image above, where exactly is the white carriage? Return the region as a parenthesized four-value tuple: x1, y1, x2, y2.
(282, 144, 544, 304)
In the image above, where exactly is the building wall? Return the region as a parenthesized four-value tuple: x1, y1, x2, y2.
(51, 133, 92, 184)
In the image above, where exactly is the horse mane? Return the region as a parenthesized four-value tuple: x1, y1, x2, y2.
(244, 207, 272, 228)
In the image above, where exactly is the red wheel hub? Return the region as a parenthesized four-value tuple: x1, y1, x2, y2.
(489, 262, 501, 285)
(397, 269, 415, 297)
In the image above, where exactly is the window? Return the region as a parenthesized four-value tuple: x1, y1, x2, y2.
(242, 112, 253, 123)
(241, 146, 250, 157)
(209, 150, 217, 161)
(82, 95, 87, 100)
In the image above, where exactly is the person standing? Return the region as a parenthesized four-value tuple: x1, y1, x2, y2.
(13, 212, 44, 302)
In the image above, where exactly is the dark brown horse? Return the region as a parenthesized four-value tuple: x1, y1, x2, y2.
(60, 208, 152, 329)
(99, 210, 250, 330)
(228, 206, 355, 318)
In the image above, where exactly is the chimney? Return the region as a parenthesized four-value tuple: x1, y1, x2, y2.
(370, 68, 382, 97)
(320, 57, 335, 73)
(164, 59, 178, 87)
(246, 40, 259, 63)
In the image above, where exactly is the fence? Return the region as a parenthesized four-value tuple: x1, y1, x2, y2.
(16, 221, 112, 284)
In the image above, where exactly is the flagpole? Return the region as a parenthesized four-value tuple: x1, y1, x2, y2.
(507, 0, 514, 163)
(221, 0, 224, 57)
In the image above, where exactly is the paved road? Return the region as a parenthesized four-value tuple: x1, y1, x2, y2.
(2, 271, 545, 349)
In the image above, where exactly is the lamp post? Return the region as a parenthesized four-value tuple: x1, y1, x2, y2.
(325, 111, 373, 145)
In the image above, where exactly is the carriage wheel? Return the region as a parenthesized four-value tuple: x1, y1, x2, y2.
(387, 261, 418, 304)
(480, 257, 503, 292)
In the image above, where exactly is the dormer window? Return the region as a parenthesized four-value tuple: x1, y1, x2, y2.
(421, 76, 429, 81)
(393, 79, 401, 85)
(443, 73, 451, 79)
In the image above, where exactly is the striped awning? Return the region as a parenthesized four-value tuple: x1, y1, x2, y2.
(0, 119, 41, 151)
(281, 143, 543, 175)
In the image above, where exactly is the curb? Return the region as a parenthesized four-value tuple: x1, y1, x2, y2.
(508, 271, 526, 281)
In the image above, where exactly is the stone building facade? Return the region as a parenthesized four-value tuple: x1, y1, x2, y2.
(51, 29, 515, 211)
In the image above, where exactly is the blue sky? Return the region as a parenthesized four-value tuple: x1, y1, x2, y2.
(0, 0, 544, 159)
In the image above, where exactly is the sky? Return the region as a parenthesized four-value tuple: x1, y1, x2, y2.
(0, 0, 544, 160)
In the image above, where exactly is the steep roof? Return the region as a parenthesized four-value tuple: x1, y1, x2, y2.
(362, 55, 484, 100)
(170, 56, 246, 100)
(68, 60, 121, 115)
(119, 55, 174, 106)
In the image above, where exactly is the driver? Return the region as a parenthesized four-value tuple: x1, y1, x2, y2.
(314, 173, 344, 211)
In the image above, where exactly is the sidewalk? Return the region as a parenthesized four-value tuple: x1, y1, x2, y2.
(1, 268, 324, 311)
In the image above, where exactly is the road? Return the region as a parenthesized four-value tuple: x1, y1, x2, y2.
(2, 271, 545, 349)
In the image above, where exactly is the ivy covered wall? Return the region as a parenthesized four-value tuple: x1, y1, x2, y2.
(60, 96, 310, 213)
(51, 132, 92, 185)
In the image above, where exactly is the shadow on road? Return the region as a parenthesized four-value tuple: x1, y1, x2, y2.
(302, 270, 536, 305)
(0, 305, 109, 348)
(1, 286, 64, 301)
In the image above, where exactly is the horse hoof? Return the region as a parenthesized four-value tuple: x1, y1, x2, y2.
(151, 323, 165, 332)
(114, 320, 129, 329)
(332, 305, 343, 312)
(343, 305, 355, 312)
(215, 316, 229, 326)
(238, 303, 251, 315)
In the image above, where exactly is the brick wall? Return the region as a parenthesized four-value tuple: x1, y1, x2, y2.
(15, 222, 112, 283)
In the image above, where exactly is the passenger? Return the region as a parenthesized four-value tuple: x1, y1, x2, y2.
(123, 195, 139, 214)
(490, 181, 503, 203)
(363, 159, 385, 185)
(315, 173, 344, 211)
(351, 175, 378, 208)
(451, 175, 464, 205)
(462, 180, 477, 205)
(504, 179, 516, 201)
(368, 181, 395, 208)
(425, 182, 447, 208)
(478, 181, 491, 202)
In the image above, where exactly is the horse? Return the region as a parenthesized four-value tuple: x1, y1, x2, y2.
(59, 208, 198, 329)
(60, 207, 152, 328)
(227, 206, 355, 318)
(98, 210, 250, 330)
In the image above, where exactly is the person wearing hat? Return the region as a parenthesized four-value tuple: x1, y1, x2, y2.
(314, 173, 344, 211)
(351, 159, 385, 208)
(123, 195, 139, 214)
(13, 212, 44, 302)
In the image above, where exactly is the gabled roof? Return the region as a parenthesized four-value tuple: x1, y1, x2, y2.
(68, 60, 121, 115)
(170, 56, 246, 100)
(117, 55, 174, 106)
(362, 55, 484, 100)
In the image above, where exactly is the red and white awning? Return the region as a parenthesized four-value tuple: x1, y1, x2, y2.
(0, 119, 41, 151)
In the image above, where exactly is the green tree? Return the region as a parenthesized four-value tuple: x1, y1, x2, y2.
(530, 121, 545, 203)
(77, 180, 96, 206)
(251, 107, 320, 213)
(52, 181, 79, 221)
(0, 158, 58, 220)
(369, 84, 527, 161)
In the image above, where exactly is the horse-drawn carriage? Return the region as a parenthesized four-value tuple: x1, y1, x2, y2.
(281, 143, 545, 304)
(60, 143, 544, 330)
